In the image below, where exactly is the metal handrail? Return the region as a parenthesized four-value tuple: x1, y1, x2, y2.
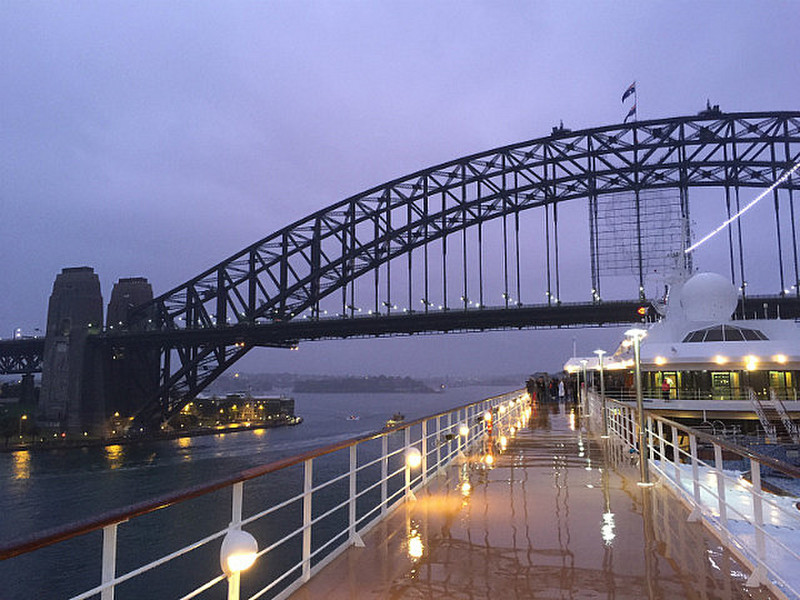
(593, 392, 800, 598)
(0, 391, 507, 560)
(1, 388, 530, 600)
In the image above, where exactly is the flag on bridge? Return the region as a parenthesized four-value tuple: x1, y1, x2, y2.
(622, 82, 636, 103)
(624, 104, 637, 123)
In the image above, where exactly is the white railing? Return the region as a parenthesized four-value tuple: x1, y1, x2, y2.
(0, 389, 530, 600)
(589, 391, 800, 600)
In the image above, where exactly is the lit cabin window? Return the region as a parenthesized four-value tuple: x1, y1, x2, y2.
(682, 325, 768, 343)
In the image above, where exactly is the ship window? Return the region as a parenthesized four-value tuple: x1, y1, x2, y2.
(723, 326, 744, 341)
(683, 331, 705, 342)
(682, 324, 768, 342)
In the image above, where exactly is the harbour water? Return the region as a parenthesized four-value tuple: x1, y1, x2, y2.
(0, 385, 507, 599)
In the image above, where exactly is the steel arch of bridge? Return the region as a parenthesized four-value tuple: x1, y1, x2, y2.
(121, 110, 800, 423)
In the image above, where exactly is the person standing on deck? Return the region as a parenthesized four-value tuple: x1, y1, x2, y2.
(661, 377, 671, 402)
(558, 379, 566, 402)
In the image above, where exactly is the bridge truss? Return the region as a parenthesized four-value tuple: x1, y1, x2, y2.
(57, 111, 800, 424)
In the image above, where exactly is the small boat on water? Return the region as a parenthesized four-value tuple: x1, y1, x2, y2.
(385, 412, 405, 428)
(346, 415, 360, 421)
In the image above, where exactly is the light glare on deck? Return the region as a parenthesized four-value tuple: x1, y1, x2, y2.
(458, 424, 469, 437)
(407, 530, 424, 559)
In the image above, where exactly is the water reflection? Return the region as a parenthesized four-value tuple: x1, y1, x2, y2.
(105, 444, 124, 469)
(12, 450, 30, 480)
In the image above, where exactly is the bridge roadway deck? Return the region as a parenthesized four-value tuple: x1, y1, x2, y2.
(288, 403, 773, 600)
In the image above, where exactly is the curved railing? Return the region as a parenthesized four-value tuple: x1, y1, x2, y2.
(0, 389, 530, 600)
(590, 391, 800, 599)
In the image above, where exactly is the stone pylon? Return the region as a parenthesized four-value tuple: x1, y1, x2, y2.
(39, 267, 104, 432)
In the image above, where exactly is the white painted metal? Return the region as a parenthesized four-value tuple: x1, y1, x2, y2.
(100, 524, 117, 600)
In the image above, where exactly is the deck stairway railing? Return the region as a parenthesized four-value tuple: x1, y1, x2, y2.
(0, 389, 530, 600)
(749, 388, 780, 443)
(768, 389, 800, 443)
(589, 391, 800, 599)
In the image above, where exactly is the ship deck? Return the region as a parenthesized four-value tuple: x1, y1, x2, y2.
(288, 403, 773, 599)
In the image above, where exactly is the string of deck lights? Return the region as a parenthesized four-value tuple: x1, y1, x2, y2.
(685, 158, 800, 254)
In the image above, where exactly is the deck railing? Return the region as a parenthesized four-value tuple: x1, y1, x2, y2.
(0, 389, 529, 600)
(588, 391, 800, 599)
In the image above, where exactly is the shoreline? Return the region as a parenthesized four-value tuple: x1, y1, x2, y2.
(0, 417, 303, 454)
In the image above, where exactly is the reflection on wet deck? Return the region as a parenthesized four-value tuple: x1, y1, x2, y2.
(289, 403, 774, 599)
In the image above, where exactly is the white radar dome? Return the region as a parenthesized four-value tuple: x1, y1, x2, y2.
(679, 272, 737, 322)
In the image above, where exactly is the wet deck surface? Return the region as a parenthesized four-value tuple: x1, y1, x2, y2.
(288, 403, 775, 599)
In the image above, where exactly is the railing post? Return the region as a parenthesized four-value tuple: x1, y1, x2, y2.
(404, 426, 412, 498)
(713, 443, 728, 540)
(446, 411, 453, 463)
(302, 459, 313, 582)
(647, 415, 655, 463)
(226, 482, 245, 600)
(746, 459, 768, 587)
(671, 425, 682, 488)
(688, 433, 701, 520)
(380, 435, 388, 515)
(435, 415, 442, 473)
(657, 419, 665, 464)
(101, 523, 118, 600)
(421, 420, 428, 483)
(348, 444, 364, 547)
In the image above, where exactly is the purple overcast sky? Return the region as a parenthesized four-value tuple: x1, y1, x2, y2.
(2, 1, 798, 377)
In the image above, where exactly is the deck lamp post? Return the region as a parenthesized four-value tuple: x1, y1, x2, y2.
(220, 528, 258, 600)
(625, 328, 650, 485)
(405, 447, 422, 499)
(580, 359, 588, 410)
(594, 350, 608, 438)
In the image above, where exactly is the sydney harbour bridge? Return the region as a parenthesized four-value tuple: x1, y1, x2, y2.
(2, 109, 800, 430)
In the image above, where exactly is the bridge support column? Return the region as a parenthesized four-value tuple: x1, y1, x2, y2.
(40, 267, 104, 434)
(104, 278, 158, 430)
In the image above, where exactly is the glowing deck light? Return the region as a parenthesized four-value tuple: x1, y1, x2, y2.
(713, 355, 728, 365)
(458, 424, 469, 437)
(460, 480, 472, 495)
(686, 158, 800, 254)
(220, 529, 258, 576)
(654, 356, 667, 366)
(405, 447, 422, 469)
(483, 411, 492, 422)
(774, 354, 788, 364)
(484, 453, 494, 466)
(499, 435, 508, 450)
(498, 405, 506, 415)
(745, 355, 759, 371)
